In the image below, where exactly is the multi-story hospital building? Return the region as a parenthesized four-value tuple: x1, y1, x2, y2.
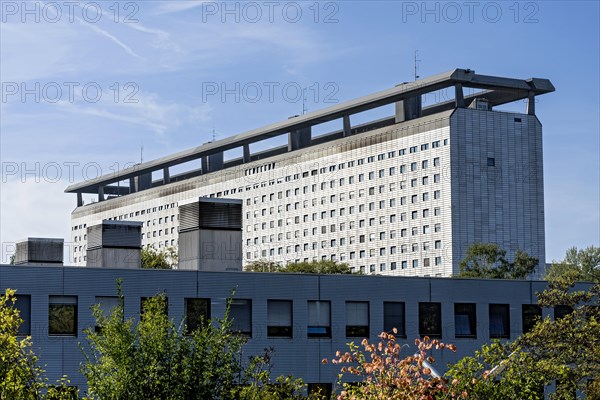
(65, 69, 554, 277)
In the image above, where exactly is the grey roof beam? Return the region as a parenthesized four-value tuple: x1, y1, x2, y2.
(65, 69, 554, 194)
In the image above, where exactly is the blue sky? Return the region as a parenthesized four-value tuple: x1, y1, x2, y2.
(1, 0, 598, 263)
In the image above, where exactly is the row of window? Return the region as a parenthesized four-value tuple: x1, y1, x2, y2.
(13, 295, 570, 340)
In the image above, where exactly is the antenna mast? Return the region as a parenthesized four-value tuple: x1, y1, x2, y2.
(414, 50, 421, 81)
(302, 87, 308, 115)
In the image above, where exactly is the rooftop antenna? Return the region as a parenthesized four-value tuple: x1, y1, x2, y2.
(302, 87, 308, 115)
(414, 50, 421, 81)
(140, 145, 144, 164)
(211, 127, 216, 142)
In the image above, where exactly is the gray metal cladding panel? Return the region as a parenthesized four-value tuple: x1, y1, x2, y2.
(87, 224, 141, 249)
(15, 241, 29, 264)
(179, 202, 199, 232)
(15, 240, 64, 264)
(102, 225, 141, 248)
(198, 202, 242, 230)
(86, 225, 103, 249)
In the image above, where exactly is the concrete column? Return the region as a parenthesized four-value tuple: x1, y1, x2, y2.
(288, 127, 311, 151)
(77, 193, 83, 207)
(455, 83, 465, 108)
(395, 96, 422, 123)
(163, 167, 170, 184)
(243, 144, 251, 163)
(343, 115, 352, 137)
(129, 178, 136, 193)
(201, 156, 208, 173)
(527, 91, 535, 115)
(98, 186, 105, 202)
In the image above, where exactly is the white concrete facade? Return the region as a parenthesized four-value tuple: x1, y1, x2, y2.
(69, 106, 545, 277)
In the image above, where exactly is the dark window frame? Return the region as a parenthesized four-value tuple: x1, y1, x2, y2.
(267, 299, 293, 338)
(48, 296, 78, 336)
(419, 302, 442, 338)
(489, 304, 510, 339)
(522, 304, 542, 334)
(307, 300, 331, 338)
(185, 298, 211, 335)
(229, 299, 253, 337)
(345, 301, 370, 338)
(383, 301, 406, 337)
(454, 303, 477, 338)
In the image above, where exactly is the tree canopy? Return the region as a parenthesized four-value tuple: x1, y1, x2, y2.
(140, 246, 177, 269)
(448, 278, 600, 399)
(457, 243, 538, 279)
(1, 289, 78, 400)
(245, 259, 357, 274)
(545, 245, 600, 283)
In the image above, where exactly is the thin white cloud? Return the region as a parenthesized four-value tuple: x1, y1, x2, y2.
(153, 1, 208, 15)
(75, 17, 146, 61)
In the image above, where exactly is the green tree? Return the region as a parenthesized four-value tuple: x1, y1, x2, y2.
(0, 288, 44, 399)
(457, 243, 538, 279)
(247, 259, 357, 274)
(82, 283, 314, 400)
(447, 279, 600, 399)
(232, 347, 310, 400)
(545, 245, 600, 283)
(245, 259, 282, 272)
(82, 284, 245, 399)
(140, 246, 177, 269)
(1, 289, 79, 400)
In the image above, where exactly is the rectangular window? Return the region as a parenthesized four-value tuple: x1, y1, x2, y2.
(268, 300, 293, 338)
(383, 302, 406, 337)
(15, 295, 31, 336)
(419, 302, 442, 337)
(308, 301, 331, 338)
(346, 301, 369, 338)
(49, 296, 77, 336)
(487, 157, 495, 167)
(95, 296, 119, 333)
(489, 304, 510, 339)
(522, 304, 542, 334)
(454, 303, 477, 338)
(230, 299, 252, 336)
(554, 305, 573, 320)
(185, 298, 211, 334)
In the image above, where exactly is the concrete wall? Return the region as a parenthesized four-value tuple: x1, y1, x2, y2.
(450, 109, 545, 277)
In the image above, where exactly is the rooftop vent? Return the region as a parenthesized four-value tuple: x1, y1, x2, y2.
(178, 198, 242, 271)
(86, 220, 142, 269)
(14, 238, 64, 266)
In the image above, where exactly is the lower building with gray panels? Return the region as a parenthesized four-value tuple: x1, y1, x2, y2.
(1, 264, 578, 395)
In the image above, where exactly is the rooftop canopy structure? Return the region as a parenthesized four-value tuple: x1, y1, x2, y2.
(65, 68, 555, 206)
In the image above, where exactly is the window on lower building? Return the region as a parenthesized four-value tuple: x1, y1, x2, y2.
(489, 304, 510, 339)
(554, 305, 573, 320)
(267, 300, 293, 338)
(229, 299, 252, 336)
(346, 301, 369, 338)
(94, 296, 119, 333)
(185, 298, 211, 334)
(49, 296, 78, 336)
(454, 303, 477, 338)
(308, 383, 332, 398)
(522, 304, 542, 334)
(487, 157, 495, 167)
(14, 295, 31, 336)
(308, 300, 331, 338)
(141, 296, 168, 319)
(383, 302, 406, 337)
(419, 302, 442, 338)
